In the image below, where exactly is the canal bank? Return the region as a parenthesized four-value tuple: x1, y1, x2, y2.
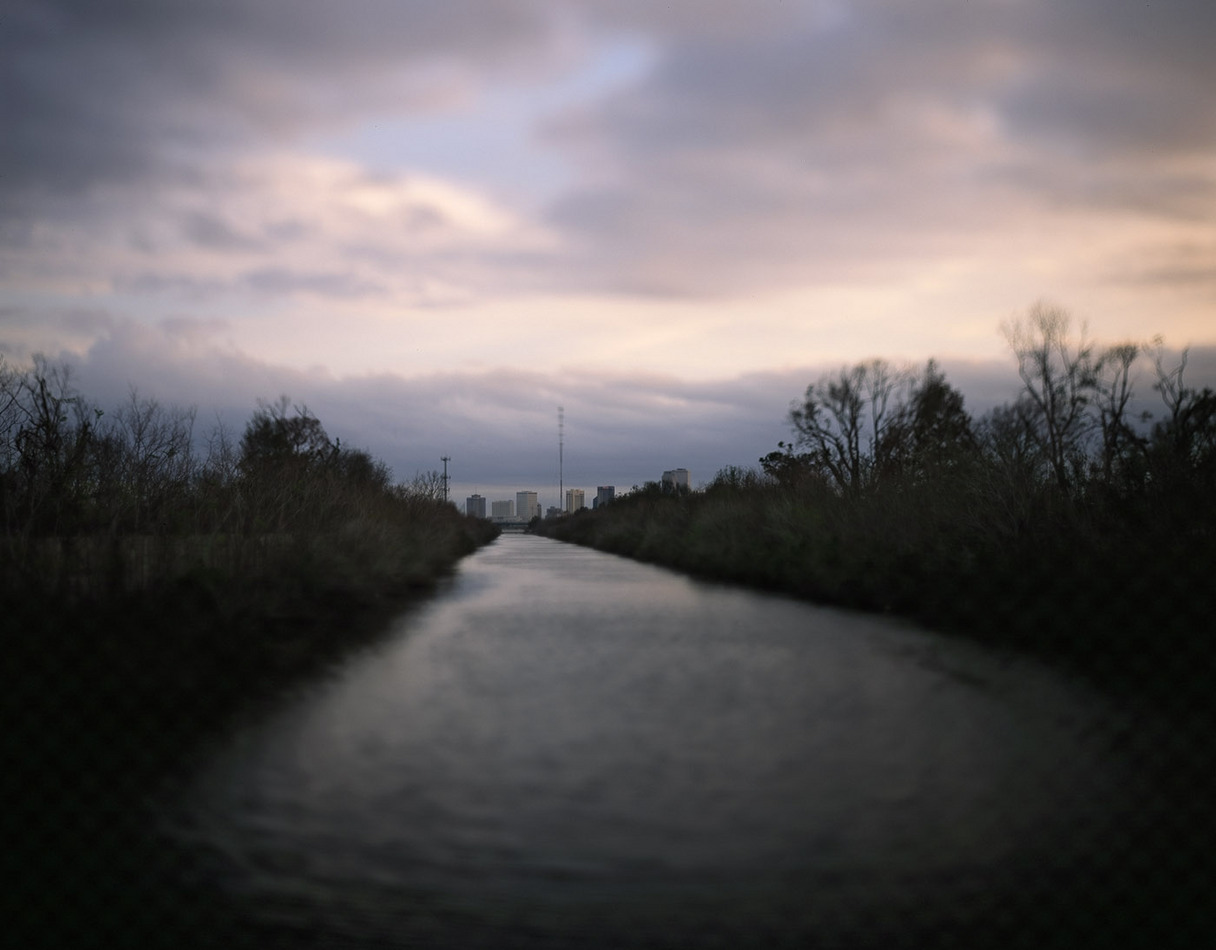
(5, 518, 499, 950)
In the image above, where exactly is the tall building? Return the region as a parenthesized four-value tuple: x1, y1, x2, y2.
(594, 486, 615, 509)
(662, 468, 690, 491)
(465, 494, 486, 518)
(565, 488, 585, 512)
(491, 499, 514, 521)
(515, 490, 539, 521)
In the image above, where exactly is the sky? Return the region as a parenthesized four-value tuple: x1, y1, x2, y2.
(3, 0, 1214, 509)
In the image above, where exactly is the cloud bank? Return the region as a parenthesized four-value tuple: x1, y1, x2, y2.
(11, 317, 1211, 515)
(3, 1, 1214, 482)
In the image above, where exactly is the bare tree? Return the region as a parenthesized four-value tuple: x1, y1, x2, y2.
(0, 358, 24, 506)
(789, 359, 905, 494)
(5, 356, 99, 535)
(401, 469, 446, 501)
(109, 388, 196, 532)
(790, 365, 864, 494)
(1152, 339, 1190, 424)
(1001, 303, 1097, 493)
(863, 358, 905, 478)
(1092, 342, 1144, 486)
(201, 414, 240, 487)
(1151, 341, 1216, 476)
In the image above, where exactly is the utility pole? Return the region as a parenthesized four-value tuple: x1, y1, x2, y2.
(558, 406, 564, 513)
(441, 455, 451, 504)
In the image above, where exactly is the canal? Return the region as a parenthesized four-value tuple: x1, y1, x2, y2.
(155, 533, 1205, 947)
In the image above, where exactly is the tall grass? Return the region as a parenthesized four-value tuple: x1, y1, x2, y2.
(0, 360, 496, 606)
(2, 355, 498, 799)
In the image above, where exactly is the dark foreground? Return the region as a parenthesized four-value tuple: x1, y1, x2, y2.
(8, 546, 1216, 950)
(5, 525, 1216, 949)
(4, 519, 501, 949)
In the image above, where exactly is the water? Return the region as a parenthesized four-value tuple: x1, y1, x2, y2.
(161, 534, 1170, 947)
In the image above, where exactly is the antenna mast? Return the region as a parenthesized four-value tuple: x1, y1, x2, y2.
(441, 455, 451, 504)
(558, 406, 564, 512)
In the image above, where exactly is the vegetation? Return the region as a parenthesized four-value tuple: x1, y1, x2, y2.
(0, 363, 492, 598)
(535, 304, 1216, 709)
(2, 353, 499, 701)
(2, 357, 498, 948)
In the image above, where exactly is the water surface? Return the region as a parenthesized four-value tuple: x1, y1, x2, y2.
(165, 534, 1157, 947)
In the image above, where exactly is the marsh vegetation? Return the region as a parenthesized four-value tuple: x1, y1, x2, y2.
(536, 305, 1216, 709)
(2, 358, 497, 947)
(2, 353, 498, 734)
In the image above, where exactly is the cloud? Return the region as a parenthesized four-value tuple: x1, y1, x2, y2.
(538, 0, 1216, 295)
(2, 0, 1214, 386)
(5, 153, 557, 308)
(0, 305, 117, 359)
(996, 0, 1216, 156)
(28, 319, 799, 492)
(0, 0, 558, 198)
(12, 317, 1208, 510)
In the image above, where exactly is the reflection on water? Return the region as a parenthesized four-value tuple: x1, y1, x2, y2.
(164, 535, 1150, 947)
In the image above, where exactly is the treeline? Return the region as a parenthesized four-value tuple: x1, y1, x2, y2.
(535, 304, 1216, 705)
(1, 355, 495, 603)
(1, 359, 497, 948)
(2, 352, 499, 762)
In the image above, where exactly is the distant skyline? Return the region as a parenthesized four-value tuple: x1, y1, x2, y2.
(4, 2, 1214, 489)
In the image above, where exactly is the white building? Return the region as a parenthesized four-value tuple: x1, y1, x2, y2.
(491, 499, 515, 521)
(515, 491, 539, 521)
(662, 468, 691, 491)
(565, 488, 585, 512)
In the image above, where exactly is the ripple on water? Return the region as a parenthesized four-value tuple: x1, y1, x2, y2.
(160, 535, 1162, 948)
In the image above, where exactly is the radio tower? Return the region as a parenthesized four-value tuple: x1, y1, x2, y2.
(558, 406, 564, 512)
(441, 455, 451, 504)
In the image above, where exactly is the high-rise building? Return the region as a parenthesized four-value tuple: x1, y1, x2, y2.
(662, 468, 690, 491)
(565, 488, 585, 512)
(515, 491, 539, 521)
(594, 486, 615, 509)
(491, 500, 514, 521)
(465, 494, 486, 518)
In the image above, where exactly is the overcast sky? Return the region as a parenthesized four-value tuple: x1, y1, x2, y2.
(3, 1, 1214, 507)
